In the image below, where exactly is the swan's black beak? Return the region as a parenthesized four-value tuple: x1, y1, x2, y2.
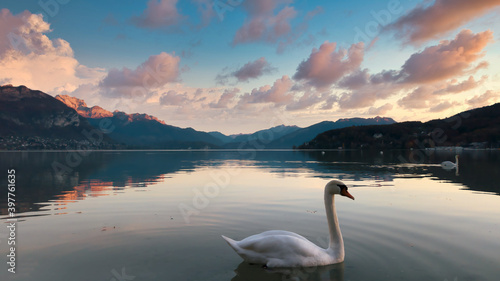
(341, 189, 355, 200)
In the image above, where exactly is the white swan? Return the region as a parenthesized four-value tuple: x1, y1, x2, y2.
(441, 155, 459, 170)
(222, 180, 354, 268)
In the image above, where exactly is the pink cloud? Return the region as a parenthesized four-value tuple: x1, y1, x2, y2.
(397, 86, 436, 109)
(232, 0, 297, 46)
(233, 6, 297, 45)
(99, 52, 180, 98)
(400, 30, 493, 84)
(385, 0, 500, 44)
(130, 0, 184, 29)
(429, 101, 459, 112)
(293, 42, 364, 89)
(467, 90, 499, 107)
(238, 75, 294, 106)
(209, 88, 239, 108)
(159, 90, 189, 106)
(435, 75, 486, 94)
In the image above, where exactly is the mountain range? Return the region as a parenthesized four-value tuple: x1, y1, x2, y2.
(0, 84, 415, 150)
(56, 94, 223, 148)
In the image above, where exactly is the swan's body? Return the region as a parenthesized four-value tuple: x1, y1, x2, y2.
(441, 155, 459, 170)
(222, 180, 354, 268)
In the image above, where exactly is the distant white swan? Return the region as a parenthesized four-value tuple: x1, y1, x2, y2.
(222, 180, 354, 268)
(441, 155, 459, 170)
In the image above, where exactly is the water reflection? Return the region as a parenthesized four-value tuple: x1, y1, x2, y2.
(231, 262, 344, 281)
(0, 149, 499, 217)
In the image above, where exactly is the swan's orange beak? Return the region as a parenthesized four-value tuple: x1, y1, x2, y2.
(341, 189, 355, 200)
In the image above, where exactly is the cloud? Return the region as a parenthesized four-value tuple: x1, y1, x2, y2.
(238, 75, 294, 107)
(293, 42, 364, 89)
(397, 86, 433, 109)
(232, 0, 297, 45)
(337, 84, 400, 109)
(292, 29, 493, 112)
(385, 0, 500, 45)
(285, 90, 324, 111)
(367, 103, 393, 115)
(399, 30, 493, 84)
(338, 69, 370, 89)
(99, 52, 180, 98)
(429, 101, 459, 112)
(467, 90, 499, 107)
(130, 0, 184, 29)
(0, 9, 105, 94)
(305, 6, 324, 20)
(209, 88, 239, 108)
(397, 75, 486, 110)
(159, 90, 189, 106)
(216, 57, 277, 84)
(435, 75, 486, 94)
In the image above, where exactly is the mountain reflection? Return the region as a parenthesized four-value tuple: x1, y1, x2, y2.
(0, 149, 499, 217)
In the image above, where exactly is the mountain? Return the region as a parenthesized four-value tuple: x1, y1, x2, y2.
(0, 85, 115, 149)
(265, 117, 396, 148)
(208, 131, 234, 143)
(299, 103, 500, 149)
(56, 95, 222, 148)
(222, 125, 301, 148)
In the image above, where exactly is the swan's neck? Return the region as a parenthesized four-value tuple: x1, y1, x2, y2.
(324, 192, 344, 260)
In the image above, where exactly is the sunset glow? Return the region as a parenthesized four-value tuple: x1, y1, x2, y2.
(1, 0, 500, 134)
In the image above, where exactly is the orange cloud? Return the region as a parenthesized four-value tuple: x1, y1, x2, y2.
(385, 0, 500, 44)
(467, 90, 499, 107)
(400, 30, 493, 83)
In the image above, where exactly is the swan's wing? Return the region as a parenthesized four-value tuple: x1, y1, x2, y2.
(235, 234, 328, 266)
(255, 230, 310, 241)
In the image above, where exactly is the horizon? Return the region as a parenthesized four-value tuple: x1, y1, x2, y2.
(1, 1, 500, 134)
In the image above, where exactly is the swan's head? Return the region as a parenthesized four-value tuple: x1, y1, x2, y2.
(325, 180, 355, 200)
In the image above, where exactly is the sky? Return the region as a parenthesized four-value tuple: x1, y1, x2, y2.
(1, 0, 500, 134)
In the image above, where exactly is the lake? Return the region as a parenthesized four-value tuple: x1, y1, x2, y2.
(0, 149, 499, 281)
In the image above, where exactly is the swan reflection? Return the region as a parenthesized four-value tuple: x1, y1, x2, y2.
(231, 262, 344, 281)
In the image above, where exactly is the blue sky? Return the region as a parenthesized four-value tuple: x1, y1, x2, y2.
(1, 0, 500, 134)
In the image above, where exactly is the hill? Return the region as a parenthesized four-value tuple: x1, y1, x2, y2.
(299, 104, 500, 149)
(0, 85, 116, 149)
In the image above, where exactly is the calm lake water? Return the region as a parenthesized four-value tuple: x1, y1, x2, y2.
(0, 150, 499, 281)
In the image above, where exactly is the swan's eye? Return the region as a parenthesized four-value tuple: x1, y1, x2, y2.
(338, 184, 348, 191)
